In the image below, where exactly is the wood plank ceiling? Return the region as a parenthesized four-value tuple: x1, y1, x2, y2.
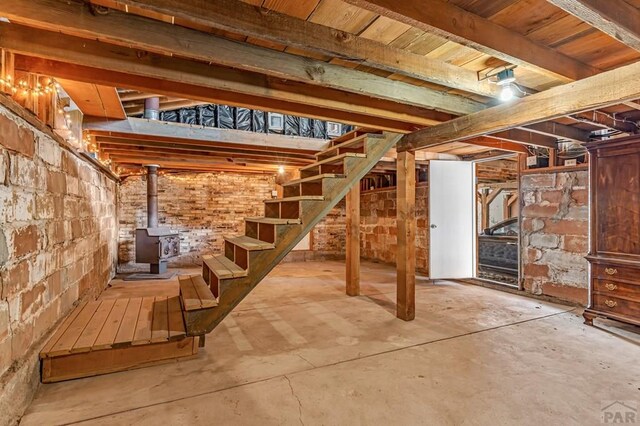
(2, 0, 640, 172)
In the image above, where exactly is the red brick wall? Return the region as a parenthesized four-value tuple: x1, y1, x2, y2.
(118, 172, 276, 268)
(520, 170, 589, 305)
(0, 101, 118, 424)
(117, 173, 346, 268)
(360, 184, 429, 274)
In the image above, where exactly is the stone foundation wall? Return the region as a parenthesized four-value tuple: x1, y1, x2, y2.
(0, 101, 118, 424)
(520, 170, 589, 305)
(360, 184, 429, 274)
(117, 172, 346, 268)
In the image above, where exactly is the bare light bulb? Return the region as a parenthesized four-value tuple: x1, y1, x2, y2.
(278, 165, 285, 174)
(500, 84, 515, 102)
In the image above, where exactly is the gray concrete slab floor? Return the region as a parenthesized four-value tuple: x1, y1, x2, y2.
(21, 261, 640, 425)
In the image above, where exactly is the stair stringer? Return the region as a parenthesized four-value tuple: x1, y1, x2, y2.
(186, 133, 402, 335)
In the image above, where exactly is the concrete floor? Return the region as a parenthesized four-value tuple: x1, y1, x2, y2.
(22, 261, 640, 425)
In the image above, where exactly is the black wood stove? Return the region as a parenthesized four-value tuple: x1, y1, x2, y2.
(135, 165, 180, 274)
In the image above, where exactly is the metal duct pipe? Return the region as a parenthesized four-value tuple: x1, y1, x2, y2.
(143, 97, 160, 120)
(146, 165, 159, 228)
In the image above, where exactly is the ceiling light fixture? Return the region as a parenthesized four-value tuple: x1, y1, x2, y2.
(496, 69, 516, 102)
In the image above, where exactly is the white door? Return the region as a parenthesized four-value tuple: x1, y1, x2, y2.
(429, 160, 475, 279)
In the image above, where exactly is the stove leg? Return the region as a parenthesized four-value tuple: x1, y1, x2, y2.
(150, 261, 168, 274)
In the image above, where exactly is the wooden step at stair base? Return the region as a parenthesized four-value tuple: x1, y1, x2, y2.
(179, 275, 218, 311)
(202, 254, 247, 298)
(40, 297, 196, 383)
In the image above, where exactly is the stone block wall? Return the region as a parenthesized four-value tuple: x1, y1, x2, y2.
(360, 184, 429, 274)
(520, 170, 589, 305)
(0, 101, 118, 424)
(117, 172, 347, 268)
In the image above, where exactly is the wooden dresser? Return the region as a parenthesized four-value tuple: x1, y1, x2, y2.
(584, 135, 640, 327)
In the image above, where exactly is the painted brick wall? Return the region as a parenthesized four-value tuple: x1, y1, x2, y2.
(360, 184, 429, 274)
(117, 172, 347, 268)
(520, 170, 589, 305)
(0, 101, 118, 424)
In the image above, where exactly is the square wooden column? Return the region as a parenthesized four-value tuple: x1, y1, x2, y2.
(346, 183, 360, 296)
(396, 151, 415, 321)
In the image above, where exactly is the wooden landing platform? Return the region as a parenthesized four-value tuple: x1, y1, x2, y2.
(40, 296, 198, 383)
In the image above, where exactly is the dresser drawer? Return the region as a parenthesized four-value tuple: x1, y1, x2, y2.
(593, 264, 640, 284)
(593, 279, 640, 301)
(593, 294, 640, 317)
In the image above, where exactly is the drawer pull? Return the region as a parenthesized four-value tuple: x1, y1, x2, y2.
(604, 300, 617, 308)
(604, 268, 618, 275)
(604, 283, 618, 291)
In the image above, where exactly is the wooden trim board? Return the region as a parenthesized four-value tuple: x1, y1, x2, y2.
(41, 337, 198, 383)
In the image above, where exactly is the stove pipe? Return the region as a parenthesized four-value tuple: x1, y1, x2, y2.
(146, 165, 159, 228)
(143, 97, 160, 121)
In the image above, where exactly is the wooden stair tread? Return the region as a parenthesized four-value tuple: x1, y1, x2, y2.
(300, 153, 366, 170)
(40, 296, 187, 359)
(179, 275, 218, 311)
(282, 174, 345, 186)
(224, 235, 275, 250)
(331, 127, 382, 144)
(203, 254, 247, 278)
(264, 195, 324, 203)
(316, 134, 384, 159)
(245, 217, 302, 225)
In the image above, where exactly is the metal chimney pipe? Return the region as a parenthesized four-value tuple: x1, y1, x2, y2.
(143, 97, 160, 120)
(146, 165, 159, 228)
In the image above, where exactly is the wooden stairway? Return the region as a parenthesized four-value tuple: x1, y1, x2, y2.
(182, 131, 401, 337)
(38, 130, 399, 382)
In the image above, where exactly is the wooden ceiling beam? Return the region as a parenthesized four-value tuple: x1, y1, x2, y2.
(547, 0, 640, 52)
(520, 121, 591, 142)
(84, 117, 329, 152)
(94, 137, 317, 160)
(398, 59, 640, 151)
(462, 137, 530, 154)
(87, 0, 500, 99)
(109, 155, 282, 172)
(100, 147, 311, 166)
(486, 129, 557, 148)
(344, 0, 600, 82)
(13, 54, 432, 134)
(0, 0, 483, 115)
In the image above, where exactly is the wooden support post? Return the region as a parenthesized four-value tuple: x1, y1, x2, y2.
(396, 151, 415, 321)
(0, 49, 14, 95)
(480, 190, 489, 231)
(346, 183, 360, 296)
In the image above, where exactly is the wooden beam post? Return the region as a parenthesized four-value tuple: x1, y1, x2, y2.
(345, 183, 361, 296)
(396, 151, 415, 321)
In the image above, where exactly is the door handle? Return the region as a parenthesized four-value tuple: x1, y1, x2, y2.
(430, 224, 437, 229)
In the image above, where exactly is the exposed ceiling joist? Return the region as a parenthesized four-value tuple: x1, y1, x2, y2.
(94, 137, 316, 160)
(520, 121, 591, 142)
(343, 0, 600, 82)
(462, 137, 529, 154)
(0, 0, 484, 115)
(99, 147, 312, 166)
(84, 117, 330, 152)
(87, 0, 500, 99)
(547, 0, 640, 52)
(487, 129, 557, 148)
(398, 59, 640, 151)
(11, 50, 434, 134)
